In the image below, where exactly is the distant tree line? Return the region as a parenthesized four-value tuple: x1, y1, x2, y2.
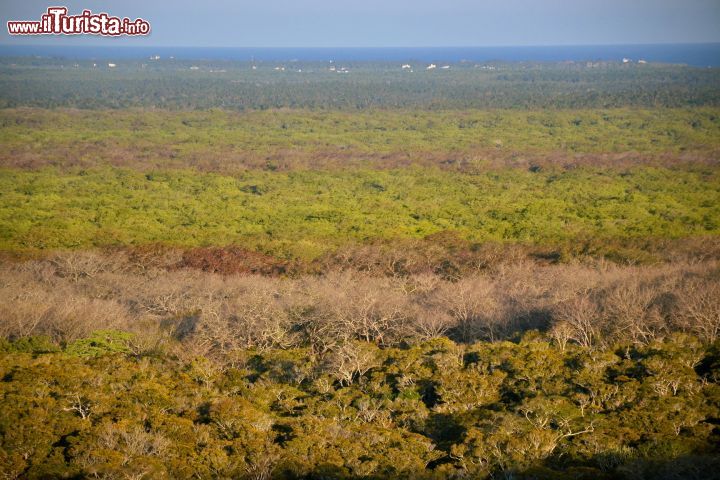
(1, 61, 719, 109)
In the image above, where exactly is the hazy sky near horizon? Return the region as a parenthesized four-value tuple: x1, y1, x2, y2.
(2, 0, 719, 47)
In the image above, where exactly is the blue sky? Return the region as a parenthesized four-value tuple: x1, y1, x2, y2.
(2, 0, 719, 47)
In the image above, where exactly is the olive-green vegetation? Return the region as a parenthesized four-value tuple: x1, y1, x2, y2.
(1, 59, 719, 109)
(0, 166, 718, 259)
(2, 57, 720, 479)
(2, 108, 720, 172)
(1, 333, 719, 479)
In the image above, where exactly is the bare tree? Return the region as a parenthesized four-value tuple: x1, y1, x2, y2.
(677, 280, 720, 343)
(326, 341, 379, 386)
(50, 251, 108, 282)
(552, 294, 600, 348)
(603, 282, 665, 344)
(437, 277, 500, 342)
(63, 393, 92, 420)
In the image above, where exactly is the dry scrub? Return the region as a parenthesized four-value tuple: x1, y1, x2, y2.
(1, 252, 718, 356)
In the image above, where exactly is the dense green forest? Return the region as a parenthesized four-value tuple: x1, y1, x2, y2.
(0, 167, 718, 260)
(2, 335, 719, 479)
(1, 59, 719, 479)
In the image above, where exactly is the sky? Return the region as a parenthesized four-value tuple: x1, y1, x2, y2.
(2, 0, 719, 47)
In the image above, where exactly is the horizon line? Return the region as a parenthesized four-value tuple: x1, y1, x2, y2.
(1, 41, 719, 49)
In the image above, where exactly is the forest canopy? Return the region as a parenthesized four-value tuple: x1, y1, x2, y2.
(1, 60, 719, 110)
(1, 58, 719, 479)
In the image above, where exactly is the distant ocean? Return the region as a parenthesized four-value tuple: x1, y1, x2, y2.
(1, 44, 719, 67)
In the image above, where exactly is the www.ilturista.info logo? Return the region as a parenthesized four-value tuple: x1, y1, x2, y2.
(7, 7, 150, 36)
